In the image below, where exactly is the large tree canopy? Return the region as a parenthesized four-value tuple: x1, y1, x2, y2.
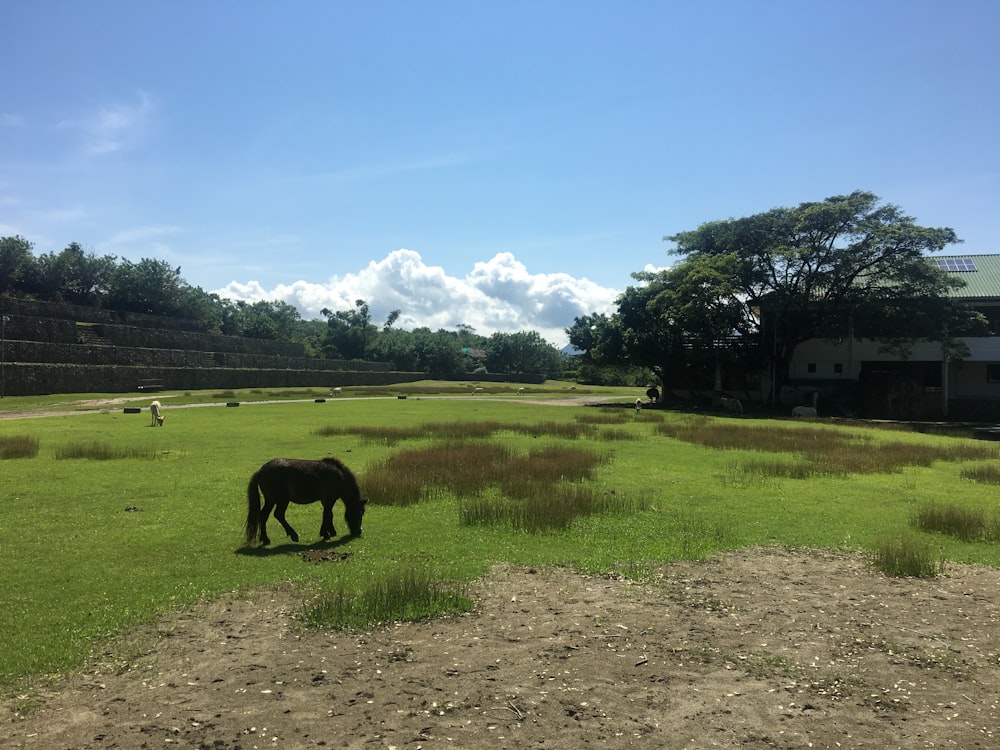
(570, 191, 977, 400)
(666, 191, 971, 396)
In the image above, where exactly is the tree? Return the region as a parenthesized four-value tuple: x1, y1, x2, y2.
(568, 255, 756, 395)
(412, 328, 466, 377)
(322, 300, 376, 359)
(665, 191, 969, 399)
(0, 236, 35, 294)
(484, 331, 561, 376)
(236, 300, 302, 340)
(107, 258, 186, 316)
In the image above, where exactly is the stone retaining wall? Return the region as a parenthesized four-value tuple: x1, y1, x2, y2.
(3, 363, 424, 396)
(0, 296, 420, 395)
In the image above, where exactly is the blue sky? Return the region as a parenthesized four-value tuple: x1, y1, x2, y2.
(3, 1, 998, 346)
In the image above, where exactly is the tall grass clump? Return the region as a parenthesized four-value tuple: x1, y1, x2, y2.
(912, 502, 998, 542)
(53, 442, 159, 460)
(363, 439, 633, 531)
(458, 485, 647, 532)
(301, 568, 473, 630)
(316, 418, 611, 444)
(721, 458, 819, 487)
(575, 410, 631, 425)
(869, 534, 943, 578)
(0, 434, 40, 459)
(363, 442, 607, 507)
(960, 464, 1000, 484)
(655, 417, 999, 475)
(364, 442, 514, 505)
(314, 424, 425, 445)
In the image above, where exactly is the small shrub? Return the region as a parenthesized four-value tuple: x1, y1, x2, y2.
(869, 535, 943, 578)
(301, 568, 473, 630)
(0, 435, 40, 459)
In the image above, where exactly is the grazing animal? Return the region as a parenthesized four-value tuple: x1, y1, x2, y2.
(792, 405, 818, 417)
(245, 457, 366, 546)
(516, 387, 525, 395)
(331, 387, 342, 397)
(720, 396, 743, 415)
(472, 387, 484, 396)
(149, 400, 164, 427)
(635, 398, 642, 413)
(646, 387, 660, 402)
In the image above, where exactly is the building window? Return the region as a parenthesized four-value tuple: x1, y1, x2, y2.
(833, 363, 844, 375)
(807, 363, 817, 374)
(988, 364, 1000, 384)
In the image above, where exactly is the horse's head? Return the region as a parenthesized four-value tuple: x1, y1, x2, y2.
(346, 496, 367, 536)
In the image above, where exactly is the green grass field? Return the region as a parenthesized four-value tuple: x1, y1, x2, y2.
(1, 382, 998, 693)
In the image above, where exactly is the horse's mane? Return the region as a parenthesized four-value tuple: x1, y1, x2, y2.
(319, 456, 360, 496)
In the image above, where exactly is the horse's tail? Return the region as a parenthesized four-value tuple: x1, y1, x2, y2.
(245, 471, 262, 544)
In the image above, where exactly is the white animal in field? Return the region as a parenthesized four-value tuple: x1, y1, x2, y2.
(635, 398, 642, 413)
(517, 387, 525, 395)
(331, 387, 342, 397)
(720, 396, 743, 415)
(792, 405, 817, 417)
(149, 400, 164, 427)
(472, 387, 484, 396)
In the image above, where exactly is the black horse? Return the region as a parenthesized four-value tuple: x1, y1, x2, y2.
(245, 457, 366, 546)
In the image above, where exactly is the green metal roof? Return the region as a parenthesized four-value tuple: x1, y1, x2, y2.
(931, 254, 1000, 299)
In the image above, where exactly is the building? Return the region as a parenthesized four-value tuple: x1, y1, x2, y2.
(783, 254, 1000, 420)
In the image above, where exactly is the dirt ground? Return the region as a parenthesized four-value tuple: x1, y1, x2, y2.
(5, 547, 1000, 750)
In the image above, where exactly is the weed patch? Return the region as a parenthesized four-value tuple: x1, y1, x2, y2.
(869, 535, 943, 577)
(301, 568, 473, 630)
(912, 502, 1000, 542)
(53, 442, 160, 460)
(656, 418, 998, 475)
(316, 417, 641, 445)
(0, 434, 40, 459)
(960, 463, 1000, 484)
(363, 440, 634, 531)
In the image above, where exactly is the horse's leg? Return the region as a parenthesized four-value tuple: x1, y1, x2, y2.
(272, 500, 299, 542)
(258, 497, 275, 546)
(319, 498, 337, 540)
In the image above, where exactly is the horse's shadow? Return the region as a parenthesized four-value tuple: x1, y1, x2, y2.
(235, 534, 357, 558)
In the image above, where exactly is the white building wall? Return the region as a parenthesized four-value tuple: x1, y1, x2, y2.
(789, 336, 1000, 402)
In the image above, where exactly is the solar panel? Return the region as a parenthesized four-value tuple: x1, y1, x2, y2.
(934, 257, 978, 272)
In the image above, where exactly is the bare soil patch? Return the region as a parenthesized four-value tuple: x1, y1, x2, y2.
(6, 548, 1000, 749)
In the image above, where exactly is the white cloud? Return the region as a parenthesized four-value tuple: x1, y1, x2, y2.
(213, 249, 621, 347)
(59, 92, 155, 155)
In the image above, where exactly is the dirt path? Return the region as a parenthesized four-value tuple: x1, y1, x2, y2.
(6, 548, 1000, 749)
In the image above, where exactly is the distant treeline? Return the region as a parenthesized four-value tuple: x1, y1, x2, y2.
(1, 235, 639, 383)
